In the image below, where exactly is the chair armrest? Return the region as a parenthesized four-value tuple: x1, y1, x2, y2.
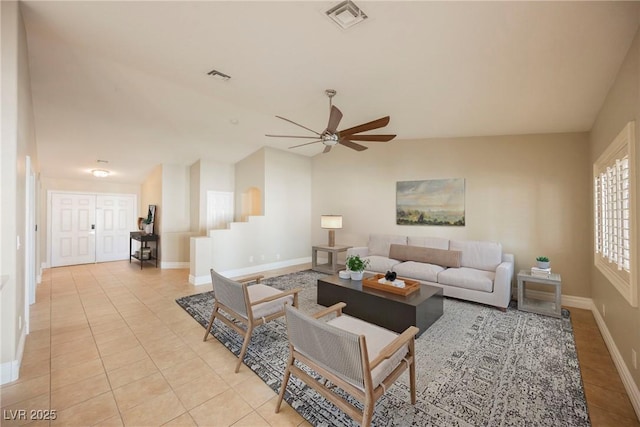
(346, 247, 369, 258)
(234, 274, 264, 284)
(250, 288, 301, 306)
(312, 302, 347, 319)
(369, 326, 419, 369)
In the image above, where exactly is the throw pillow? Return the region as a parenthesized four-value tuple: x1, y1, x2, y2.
(389, 244, 461, 268)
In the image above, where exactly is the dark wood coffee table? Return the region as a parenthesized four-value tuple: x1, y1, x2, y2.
(317, 274, 443, 337)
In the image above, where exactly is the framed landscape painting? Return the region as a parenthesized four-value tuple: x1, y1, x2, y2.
(396, 179, 465, 226)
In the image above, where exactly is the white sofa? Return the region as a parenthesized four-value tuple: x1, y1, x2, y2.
(346, 234, 514, 310)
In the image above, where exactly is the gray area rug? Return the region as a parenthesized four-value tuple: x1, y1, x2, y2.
(176, 270, 590, 426)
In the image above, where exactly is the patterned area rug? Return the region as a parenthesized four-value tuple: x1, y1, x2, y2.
(176, 270, 590, 426)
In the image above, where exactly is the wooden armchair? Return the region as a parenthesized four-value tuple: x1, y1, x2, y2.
(204, 269, 301, 373)
(276, 303, 418, 426)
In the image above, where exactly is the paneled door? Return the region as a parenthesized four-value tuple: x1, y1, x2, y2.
(96, 195, 135, 262)
(51, 193, 97, 267)
(50, 192, 136, 267)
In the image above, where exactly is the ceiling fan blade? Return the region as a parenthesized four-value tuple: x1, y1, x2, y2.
(323, 145, 332, 154)
(326, 106, 343, 134)
(276, 116, 322, 136)
(339, 139, 368, 151)
(345, 134, 396, 142)
(289, 140, 322, 149)
(265, 134, 320, 139)
(339, 116, 390, 136)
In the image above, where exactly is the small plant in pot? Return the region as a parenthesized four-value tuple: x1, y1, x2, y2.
(346, 255, 370, 281)
(536, 256, 550, 269)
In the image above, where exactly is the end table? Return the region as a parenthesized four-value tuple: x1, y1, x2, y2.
(312, 245, 351, 274)
(517, 269, 562, 318)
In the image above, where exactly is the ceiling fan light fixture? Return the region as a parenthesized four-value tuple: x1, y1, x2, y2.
(322, 134, 339, 146)
(326, 0, 367, 29)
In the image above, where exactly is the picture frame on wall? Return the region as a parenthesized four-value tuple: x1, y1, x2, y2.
(396, 178, 465, 226)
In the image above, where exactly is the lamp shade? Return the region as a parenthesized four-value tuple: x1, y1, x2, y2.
(320, 215, 342, 229)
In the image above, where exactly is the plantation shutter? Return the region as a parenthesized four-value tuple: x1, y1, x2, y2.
(594, 153, 630, 272)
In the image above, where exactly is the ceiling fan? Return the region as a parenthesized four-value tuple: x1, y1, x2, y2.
(265, 89, 396, 153)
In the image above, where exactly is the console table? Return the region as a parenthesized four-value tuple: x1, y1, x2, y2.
(129, 232, 158, 269)
(312, 244, 351, 274)
(517, 269, 562, 318)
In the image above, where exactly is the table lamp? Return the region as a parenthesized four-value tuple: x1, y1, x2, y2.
(321, 215, 342, 247)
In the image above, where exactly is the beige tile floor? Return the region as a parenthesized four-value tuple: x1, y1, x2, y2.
(1, 261, 638, 426)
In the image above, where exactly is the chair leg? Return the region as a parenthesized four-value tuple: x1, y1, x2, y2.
(362, 396, 375, 427)
(203, 305, 219, 342)
(409, 340, 417, 404)
(276, 352, 294, 413)
(235, 325, 253, 373)
(409, 359, 416, 404)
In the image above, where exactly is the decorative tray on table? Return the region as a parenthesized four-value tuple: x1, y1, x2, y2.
(362, 274, 421, 296)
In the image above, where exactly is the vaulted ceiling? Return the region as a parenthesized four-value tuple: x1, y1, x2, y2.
(21, 1, 640, 183)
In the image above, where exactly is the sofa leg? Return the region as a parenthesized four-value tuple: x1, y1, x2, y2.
(498, 307, 507, 313)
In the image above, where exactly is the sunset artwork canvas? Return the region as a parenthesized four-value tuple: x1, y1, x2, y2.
(396, 179, 465, 226)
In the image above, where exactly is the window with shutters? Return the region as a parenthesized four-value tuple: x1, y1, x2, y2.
(594, 121, 637, 306)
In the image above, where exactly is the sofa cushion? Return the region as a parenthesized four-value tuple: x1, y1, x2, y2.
(393, 261, 444, 283)
(437, 267, 495, 293)
(407, 236, 450, 250)
(449, 240, 502, 272)
(389, 244, 461, 268)
(368, 234, 407, 257)
(364, 256, 401, 273)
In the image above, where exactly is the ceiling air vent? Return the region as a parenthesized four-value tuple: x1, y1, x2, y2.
(207, 69, 231, 81)
(326, 0, 367, 30)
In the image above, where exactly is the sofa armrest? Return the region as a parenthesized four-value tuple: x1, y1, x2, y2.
(494, 254, 515, 306)
(346, 247, 369, 258)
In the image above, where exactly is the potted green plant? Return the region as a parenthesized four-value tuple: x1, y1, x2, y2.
(346, 254, 370, 280)
(536, 256, 550, 269)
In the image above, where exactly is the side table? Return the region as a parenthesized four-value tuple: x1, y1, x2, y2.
(517, 269, 562, 318)
(130, 232, 159, 269)
(312, 244, 351, 274)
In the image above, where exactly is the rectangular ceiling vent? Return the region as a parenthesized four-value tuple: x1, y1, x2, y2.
(207, 69, 231, 81)
(326, 0, 367, 30)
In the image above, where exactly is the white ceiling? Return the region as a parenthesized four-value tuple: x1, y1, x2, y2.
(20, 1, 640, 184)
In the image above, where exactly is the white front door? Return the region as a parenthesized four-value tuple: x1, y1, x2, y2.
(96, 195, 135, 262)
(51, 193, 97, 267)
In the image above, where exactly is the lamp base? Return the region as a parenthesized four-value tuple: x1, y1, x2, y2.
(328, 230, 335, 247)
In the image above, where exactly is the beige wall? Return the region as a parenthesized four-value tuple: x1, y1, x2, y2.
(264, 148, 312, 262)
(1, 1, 39, 378)
(191, 147, 311, 281)
(311, 132, 591, 298)
(589, 26, 640, 386)
(159, 164, 193, 264)
(189, 159, 235, 234)
(234, 148, 265, 221)
(189, 160, 201, 232)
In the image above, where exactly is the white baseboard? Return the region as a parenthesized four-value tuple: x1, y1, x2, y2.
(189, 274, 211, 286)
(520, 289, 593, 309)
(0, 328, 26, 385)
(591, 303, 640, 420)
(562, 295, 593, 310)
(190, 257, 312, 286)
(160, 261, 190, 269)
